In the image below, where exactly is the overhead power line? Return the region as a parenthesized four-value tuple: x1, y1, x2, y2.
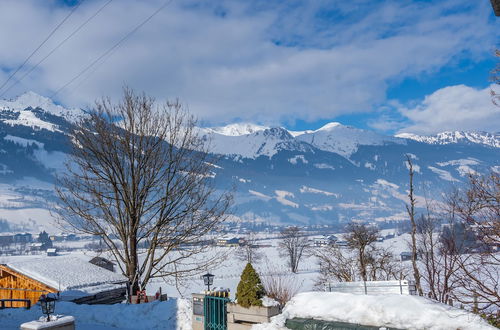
(0, 0, 84, 94)
(0, 0, 113, 98)
(51, 0, 175, 99)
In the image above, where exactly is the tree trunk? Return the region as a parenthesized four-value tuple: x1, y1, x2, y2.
(359, 249, 367, 281)
(406, 156, 423, 296)
(128, 234, 139, 295)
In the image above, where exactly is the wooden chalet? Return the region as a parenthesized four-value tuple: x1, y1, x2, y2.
(0, 256, 127, 308)
(0, 264, 55, 308)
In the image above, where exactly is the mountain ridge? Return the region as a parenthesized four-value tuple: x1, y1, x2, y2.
(0, 91, 498, 230)
(396, 131, 500, 148)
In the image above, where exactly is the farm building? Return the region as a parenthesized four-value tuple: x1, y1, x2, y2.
(0, 255, 127, 307)
(216, 237, 243, 247)
(89, 256, 115, 272)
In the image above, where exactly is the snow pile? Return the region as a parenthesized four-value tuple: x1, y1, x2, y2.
(254, 292, 494, 330)
(21, 315, 75, 330)
(0, 299, 189, 330)
(262, 296, 280, 307)
(7, 256, 125, 296)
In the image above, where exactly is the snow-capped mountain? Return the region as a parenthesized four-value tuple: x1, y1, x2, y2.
(205, 123, 268, 136)
(0, 91, 84, 126)
(205, 122, 404, 159)
(293, 122, 404, 158)
(396, 131, 500, 148)
(0, 91, 498, 231)
(205, 127, 315, 159)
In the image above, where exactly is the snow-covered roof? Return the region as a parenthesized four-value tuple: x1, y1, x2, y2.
(255, 292, 495, 330)
(6, 255, 126, 296)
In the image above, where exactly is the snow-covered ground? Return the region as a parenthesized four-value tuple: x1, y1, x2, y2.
(254, 292, 495, 330)
(0, 299, 191, 330)
(1, 233, 413, 299)
(1, 233, 496, 329)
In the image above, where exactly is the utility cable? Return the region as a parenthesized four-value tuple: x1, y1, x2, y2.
(0, 0, 113, 98)
(51, 0, 174, 99)
(0, 0, 84, 94)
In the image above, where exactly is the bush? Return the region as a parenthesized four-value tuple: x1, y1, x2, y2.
(261, 261, 301, 308)
(481, 312, 500, 328)
(236, 263, 265, 308)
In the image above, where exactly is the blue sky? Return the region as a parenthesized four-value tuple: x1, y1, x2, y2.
(0, 0, 499, 134)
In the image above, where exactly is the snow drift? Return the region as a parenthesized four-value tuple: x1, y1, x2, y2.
(254, 292, 494, 330)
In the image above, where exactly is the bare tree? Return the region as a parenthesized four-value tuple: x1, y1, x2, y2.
(451, 171, 500, 312)
(415, 199, 463, 304)
(55, 89, 232, 293)
(315, 240, 404, 288)
(405, 155, 423, 296)
(279, 226, 309, 273)
(314, 244, 357, 287)
(365, 245, 407, 281)
(235, 232, 264, 264)
(344, 223, 379, 281)
(491, 49, 500, 106)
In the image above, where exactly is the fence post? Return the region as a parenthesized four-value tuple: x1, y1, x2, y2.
(363, 281, 367, 295)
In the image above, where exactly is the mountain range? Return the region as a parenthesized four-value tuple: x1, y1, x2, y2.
(0, 92, 498, 232)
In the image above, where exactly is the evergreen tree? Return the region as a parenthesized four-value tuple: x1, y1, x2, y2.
(38, 231, 53, 250)
(236, 263, 265, 308)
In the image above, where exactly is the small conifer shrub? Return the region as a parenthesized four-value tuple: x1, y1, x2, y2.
(236, 263, 265, 308)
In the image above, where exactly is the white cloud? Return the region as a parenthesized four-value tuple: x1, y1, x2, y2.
(0, 0, 498, 127)
(397, 85, 500, 134)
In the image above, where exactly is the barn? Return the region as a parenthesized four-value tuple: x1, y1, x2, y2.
(0, 255, 127, 307)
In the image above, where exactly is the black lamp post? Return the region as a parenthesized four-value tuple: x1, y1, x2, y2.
(202, 272, 215, 292)
(39, 294, 56, 322)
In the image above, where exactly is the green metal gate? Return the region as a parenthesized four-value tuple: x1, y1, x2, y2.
(204, 295, 229, 330)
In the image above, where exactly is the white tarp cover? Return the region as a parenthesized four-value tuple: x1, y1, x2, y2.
(254, 292, 495, 330)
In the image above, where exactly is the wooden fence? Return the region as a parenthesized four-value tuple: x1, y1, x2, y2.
(324, 280, 417, 295)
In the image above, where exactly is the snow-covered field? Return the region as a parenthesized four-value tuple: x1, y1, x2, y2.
(1, 233, 412, 299)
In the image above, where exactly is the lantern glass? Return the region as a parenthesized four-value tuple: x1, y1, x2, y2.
(202, 272, 214, 286)
(39, 294, 56, 321)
